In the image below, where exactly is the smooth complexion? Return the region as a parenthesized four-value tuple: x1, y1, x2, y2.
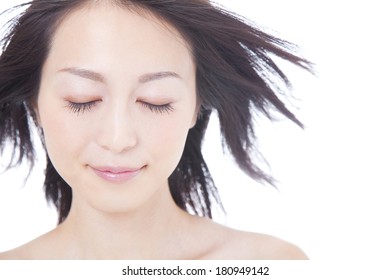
(0, 2, 307, 259)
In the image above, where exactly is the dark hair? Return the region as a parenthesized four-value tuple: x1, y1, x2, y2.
(0, 0, 312, 224)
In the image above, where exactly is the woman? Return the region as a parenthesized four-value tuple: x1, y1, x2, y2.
(0, 0, 312, 259)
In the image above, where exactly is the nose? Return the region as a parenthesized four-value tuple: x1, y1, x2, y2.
(96, 101, 137, 154)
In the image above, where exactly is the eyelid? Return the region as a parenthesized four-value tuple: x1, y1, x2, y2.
(65, 100, 174, 115)
(65, 100, 99, 115)
(139, 101, 174, 114)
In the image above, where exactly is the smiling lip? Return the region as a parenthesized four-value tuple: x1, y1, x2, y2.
(90, 166, 143, 183)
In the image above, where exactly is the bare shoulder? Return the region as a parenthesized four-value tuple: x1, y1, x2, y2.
(0, 231, 56, 260)
(235, 231, 309, 260)
(0, 245, 29, 260)
(198, 220, 308, 260)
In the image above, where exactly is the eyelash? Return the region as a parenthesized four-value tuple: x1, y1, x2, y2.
(66, 101, 174, 115)
(66, 101, 97, 115)
(140, 102, 174, 114)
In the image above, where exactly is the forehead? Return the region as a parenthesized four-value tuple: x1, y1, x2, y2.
(44, 2, 194, 79)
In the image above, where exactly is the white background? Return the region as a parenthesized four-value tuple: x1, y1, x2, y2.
(0, 0, 389, 267)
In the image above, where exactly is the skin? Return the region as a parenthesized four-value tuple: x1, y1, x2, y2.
(0, 2, 307, 260)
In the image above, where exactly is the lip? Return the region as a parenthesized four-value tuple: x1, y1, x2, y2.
(89, 165, 143, 183)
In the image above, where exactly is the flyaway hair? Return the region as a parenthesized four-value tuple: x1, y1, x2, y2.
(0, 0, 312, 223)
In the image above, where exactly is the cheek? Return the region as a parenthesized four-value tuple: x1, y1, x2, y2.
(142, 116, 190, 176)
(39, 104, 88, 175)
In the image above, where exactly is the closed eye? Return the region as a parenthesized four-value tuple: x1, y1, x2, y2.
(140, 102, 174, 114)
(66, 101, 99, 115)
(65, 100, 173, 115)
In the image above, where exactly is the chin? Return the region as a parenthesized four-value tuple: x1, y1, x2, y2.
(77, 185, 159, 216)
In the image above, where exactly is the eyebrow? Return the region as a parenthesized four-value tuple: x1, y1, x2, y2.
(58, 67, 181, 84)
(58, 67, 106, 83)
(138, 71, 181, 83)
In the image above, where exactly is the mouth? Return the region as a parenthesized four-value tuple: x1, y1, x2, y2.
(89, 165, 144, 183)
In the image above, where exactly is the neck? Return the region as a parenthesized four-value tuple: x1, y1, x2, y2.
(55, 183, 193, 259)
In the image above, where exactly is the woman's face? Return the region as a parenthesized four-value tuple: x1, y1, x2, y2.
(37, 3, 197, 214)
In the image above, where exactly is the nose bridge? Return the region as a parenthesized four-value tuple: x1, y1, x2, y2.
(97, 98, 137, 153)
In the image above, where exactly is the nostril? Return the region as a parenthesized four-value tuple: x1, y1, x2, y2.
(98, 128, 138, 153)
